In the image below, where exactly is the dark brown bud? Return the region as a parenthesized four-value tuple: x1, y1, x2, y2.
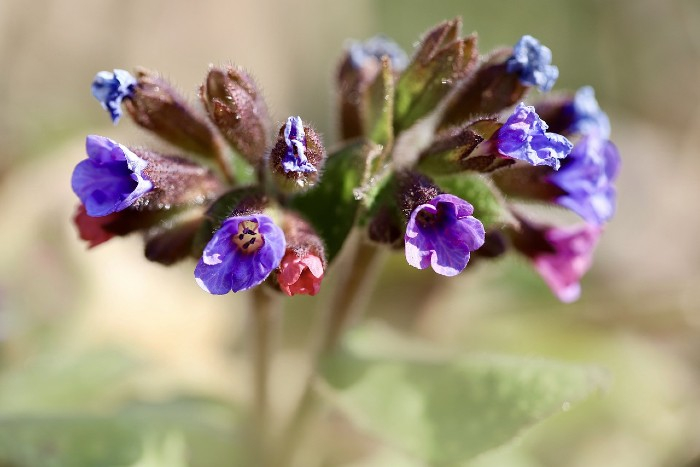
(124, 68, 221, 157)
(439, 47, 529, 128)
(201, 66, 270, 165)
(395, 170, 441, 218)
(144, 215, 204, 266)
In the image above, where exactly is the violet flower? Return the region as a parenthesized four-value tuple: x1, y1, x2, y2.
(566, 86, 611, 138)
(532, 225, 602, 303)
(405, 194, 485, 276)
(91, 69, 136, 123)
(71, 135, 153, 217)
(506, 35, 559, 92)
(194, 214, 285, 294)
(282, 116, 316, 174)
(493, 103, 573, 170)
(348, 35, 408, 72)
(550, 133, 621, 225)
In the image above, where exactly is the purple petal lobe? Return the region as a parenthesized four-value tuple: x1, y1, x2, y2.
(194, 215, 286, 294)
(404, 194, 485, 276)
(566, 86, 611, 138)
(71, 135, 153, 217)
(550, 134, 621, 225)
(91, 69, 136, 124)
(494, 103, 573, 170)
(506, 35, 559, 91)
(282, 116, 316, 174)
(348, 35, 408, 72)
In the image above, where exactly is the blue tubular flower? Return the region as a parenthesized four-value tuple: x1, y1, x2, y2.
(282, 116, 316, 174)
(494, 103, 573, 170)
(566, 86, 611, 138)
(194, 215, 285, 294)
(405, 194, 485, 276)
(91, 69, 136, 123)
(550, 133, 621, 225)
(506, 35, 559, 92)
(348, 35, 409, 72)
(71, 135, 153, 217)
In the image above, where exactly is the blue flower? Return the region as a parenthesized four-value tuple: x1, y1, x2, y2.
(282, 116, 316, 174)
(91, 69, 136, 123)
(566, 86, 611, 138)
(550, 133, 620, 225)
(71, 135, 153, 217)
(405, 194, 485, 276)
(348, 35, 408, 72)
(506, 35, 559, 92)
(194, 214, 286, 294)
(493, 103, 573, 170)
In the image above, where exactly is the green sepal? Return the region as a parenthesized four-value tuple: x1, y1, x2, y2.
(434, 173, 504, 228)
(365, 57, 395, 147)
(289, 141, 370, 263)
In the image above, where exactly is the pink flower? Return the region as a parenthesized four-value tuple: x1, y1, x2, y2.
(532, 225, 602, 302)
(277, 250, 324, 296)
(73, 204, 116, 248)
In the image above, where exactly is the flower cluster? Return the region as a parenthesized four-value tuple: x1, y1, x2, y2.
(72, 18, 619, 303)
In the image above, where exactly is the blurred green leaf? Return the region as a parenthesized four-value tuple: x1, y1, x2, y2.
(0, 399, 243, 467)
(320, 327, 606, 465)
(435, 173, 503, 228)
(290, 141, 370, 263)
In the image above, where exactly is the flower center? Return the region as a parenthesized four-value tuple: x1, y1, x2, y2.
(232, 220, 264, 254)
(416, 205, 447, 229)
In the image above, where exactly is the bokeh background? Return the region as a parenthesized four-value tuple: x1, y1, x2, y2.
(1, 0, 699, 466)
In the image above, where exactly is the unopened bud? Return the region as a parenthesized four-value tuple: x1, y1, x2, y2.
(269, 116, 326, 192)
(145, 215, 204, 266)
(394, 18, 478, 132)
(201, 66, 270, 165)
(395, 170, 441, 219)
(439, 48, 529, 128)
(124, 68, 220, 157)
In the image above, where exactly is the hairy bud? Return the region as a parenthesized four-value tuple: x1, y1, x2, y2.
(269, 116, 327, 192)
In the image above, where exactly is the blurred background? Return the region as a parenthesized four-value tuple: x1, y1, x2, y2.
(1, 0, 699, 466)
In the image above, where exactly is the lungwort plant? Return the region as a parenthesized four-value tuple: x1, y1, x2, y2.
(67, 18, 618, 466)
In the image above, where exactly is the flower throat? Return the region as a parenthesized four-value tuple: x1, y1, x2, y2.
(233, 220, 264, 254)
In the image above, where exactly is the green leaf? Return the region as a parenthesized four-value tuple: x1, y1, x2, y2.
(320, 327, 606, 466)
(365, 58, 395, 147)
(0, 400, 243, 467)
(434, 173, 504, 228)
(290, 141, 370, 263)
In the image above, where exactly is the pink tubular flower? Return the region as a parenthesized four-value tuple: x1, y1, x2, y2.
(73, 204, 116, 248)
(277, 250, 325, 296)
(531, 225, 602, 302)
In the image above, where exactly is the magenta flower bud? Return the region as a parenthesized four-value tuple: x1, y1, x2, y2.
(276, 212, 326, 296)
(201, 66, 270, 164)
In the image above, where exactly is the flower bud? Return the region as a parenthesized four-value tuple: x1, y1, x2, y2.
(275, 212, 326, 296)
(145, 215, 204, 266)
(73, 203, 170, 249)
(269, 116, 326, 192)
(394, 18, 478, 132)
(395, 170, 441, 218)
(124, 68, 221, 157)
(201, 65, 270, 165)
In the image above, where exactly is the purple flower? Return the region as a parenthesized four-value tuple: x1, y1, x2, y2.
(71, 135, 153, 217)
(348, 35, 408, 72)
(405, 194, 485, 276)
(550, 133, 621, 225)
(282, 116, 316, 174)
(532, 225, 602, 303)
(494, 103, 573, 170)
(566, 86, 611, 138)
(194, 214, 285, 294)
(506, 35, 559, 92)
(91, 69, 136, 123)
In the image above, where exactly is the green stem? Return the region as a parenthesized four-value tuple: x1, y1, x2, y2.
(274, 233, 387, 466)
(248, 286, 282, 465)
